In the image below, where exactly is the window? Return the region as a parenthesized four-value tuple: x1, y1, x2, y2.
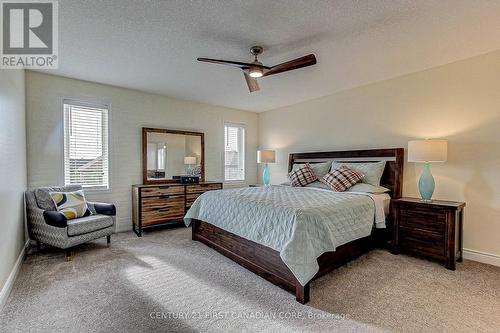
(224, 123, 245, 182)
(64, 101, 109, 190)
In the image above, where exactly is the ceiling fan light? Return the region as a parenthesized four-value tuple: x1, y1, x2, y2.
(248, 66, 263, 78)
(249, 71, 263, 78)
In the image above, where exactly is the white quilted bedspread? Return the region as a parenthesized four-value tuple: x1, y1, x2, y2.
(184, 185, 378, 286)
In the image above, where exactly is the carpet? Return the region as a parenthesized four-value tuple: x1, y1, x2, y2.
(1, 227, 499, 332)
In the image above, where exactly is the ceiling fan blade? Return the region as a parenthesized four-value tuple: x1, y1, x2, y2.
(243, 72, 260, 93)
(197, 57, 254, 69)
(263, 54, 317, 77)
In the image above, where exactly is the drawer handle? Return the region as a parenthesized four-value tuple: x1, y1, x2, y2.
(159, 208, 170, 212)
(406, 237, 435, 246)
(158, 186, 171, 189)
(158, 195, 171, 199)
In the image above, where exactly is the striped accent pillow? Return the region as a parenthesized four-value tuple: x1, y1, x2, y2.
(320, 166, 364, 192)
(288, 163, 317, 187)
(49, 190, 89, 220)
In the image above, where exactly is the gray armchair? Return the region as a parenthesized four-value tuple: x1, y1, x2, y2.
(25, 185, 115, 260)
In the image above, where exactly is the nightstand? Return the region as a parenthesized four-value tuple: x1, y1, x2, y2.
(392, 197, 465, 270)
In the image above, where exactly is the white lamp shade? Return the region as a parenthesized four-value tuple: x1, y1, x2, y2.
(257, 150, 276, 163)
(184, 156, 196, 165)
(408, 140, 447, 162)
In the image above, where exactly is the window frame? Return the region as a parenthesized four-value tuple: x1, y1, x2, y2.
(223, 122, 246, 184)
(62, 98, 111, 192)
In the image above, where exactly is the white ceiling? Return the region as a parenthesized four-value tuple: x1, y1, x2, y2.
(39, 0, 500, 112)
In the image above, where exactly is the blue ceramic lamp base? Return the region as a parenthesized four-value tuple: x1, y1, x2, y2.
(263, 163, 270, 185)
(418, 163, 435, 201)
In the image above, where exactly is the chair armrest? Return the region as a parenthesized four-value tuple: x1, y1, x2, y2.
(89, 202, 116, 216)
(43, 211, 68, 228)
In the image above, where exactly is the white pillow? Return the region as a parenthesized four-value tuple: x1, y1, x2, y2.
(292, 161, 331, 179)
(347, 183, 390, 193)
(330, 161, 386, 186)
(280, 180, 331, 190)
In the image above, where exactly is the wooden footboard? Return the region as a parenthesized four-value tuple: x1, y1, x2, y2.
(191, 219, 374, 304)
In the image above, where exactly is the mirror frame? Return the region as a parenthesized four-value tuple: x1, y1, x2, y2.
(142, 127, 205, 184)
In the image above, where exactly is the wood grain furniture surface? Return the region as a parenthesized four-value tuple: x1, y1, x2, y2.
(391, 197, 465, 270)
(132, 182, 222, 236)
(192, 148, 404, 304)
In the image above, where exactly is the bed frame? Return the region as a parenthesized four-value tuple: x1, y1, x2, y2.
(192, 148, 404, 303)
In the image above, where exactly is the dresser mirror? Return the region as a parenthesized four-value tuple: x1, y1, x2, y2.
(142, 127, 205, 184)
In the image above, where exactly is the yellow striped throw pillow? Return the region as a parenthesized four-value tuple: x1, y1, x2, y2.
(49, 190, 89, 220)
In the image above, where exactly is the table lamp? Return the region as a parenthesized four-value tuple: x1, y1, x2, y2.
(408, 140, 447, 201)
(257, 150, 276, 185)
(184, 156, 196, 175)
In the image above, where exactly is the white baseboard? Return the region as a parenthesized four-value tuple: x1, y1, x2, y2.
(463, 248, 500, 267)
(0, 240, 29, 311)
(115, 222, 132, 233)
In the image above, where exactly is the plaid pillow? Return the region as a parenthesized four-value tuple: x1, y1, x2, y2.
(320, 166, 364, 192)
(288, 163, 317, 187)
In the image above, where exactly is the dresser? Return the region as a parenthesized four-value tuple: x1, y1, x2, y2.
(391, 197, 465, 270)
(132, 182, 223, 236)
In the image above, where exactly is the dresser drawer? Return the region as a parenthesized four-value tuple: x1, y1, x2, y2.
(186, 183, 222, 194)
(141, 196, 185, 225)
(399, 226, 445, 257)
(186, 193, 201, 208)
(399, 208, 446, 233)
(141, 185, 184, 198)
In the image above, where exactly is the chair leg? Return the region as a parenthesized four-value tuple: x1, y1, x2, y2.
(66, 250, 72, 262)
(106, 235, 111, 246)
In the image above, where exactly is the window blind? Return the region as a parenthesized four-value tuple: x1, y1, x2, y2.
(224, 123, 245, 182)
(63, 101, 109, 190)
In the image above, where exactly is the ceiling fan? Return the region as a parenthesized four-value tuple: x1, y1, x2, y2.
(197, 46, 317, 93)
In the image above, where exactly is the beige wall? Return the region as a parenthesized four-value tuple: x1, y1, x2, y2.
(259, 50, 500, 257)
(23, 51, 500, 256)
(26, 72, 258, 232)
(0, 70, 27, 293)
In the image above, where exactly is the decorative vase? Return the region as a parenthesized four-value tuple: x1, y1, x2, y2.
(418, 163, 435, 201)
(263, 163, 270, 185)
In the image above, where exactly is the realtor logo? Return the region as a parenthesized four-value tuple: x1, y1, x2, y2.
(1, 0, 58, 68)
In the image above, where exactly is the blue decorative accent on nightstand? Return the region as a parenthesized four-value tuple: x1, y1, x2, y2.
(418, 163, 435, 201)
(263, 163, 270, 185)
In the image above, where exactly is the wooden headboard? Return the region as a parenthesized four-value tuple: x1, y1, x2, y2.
(288, 148, 404, 199)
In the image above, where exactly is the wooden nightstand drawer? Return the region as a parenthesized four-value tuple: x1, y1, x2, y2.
(399, 208, 445, 233)
(399, 226, 445, 257)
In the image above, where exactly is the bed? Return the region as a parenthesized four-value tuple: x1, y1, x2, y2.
(185, 148, 404, 304)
